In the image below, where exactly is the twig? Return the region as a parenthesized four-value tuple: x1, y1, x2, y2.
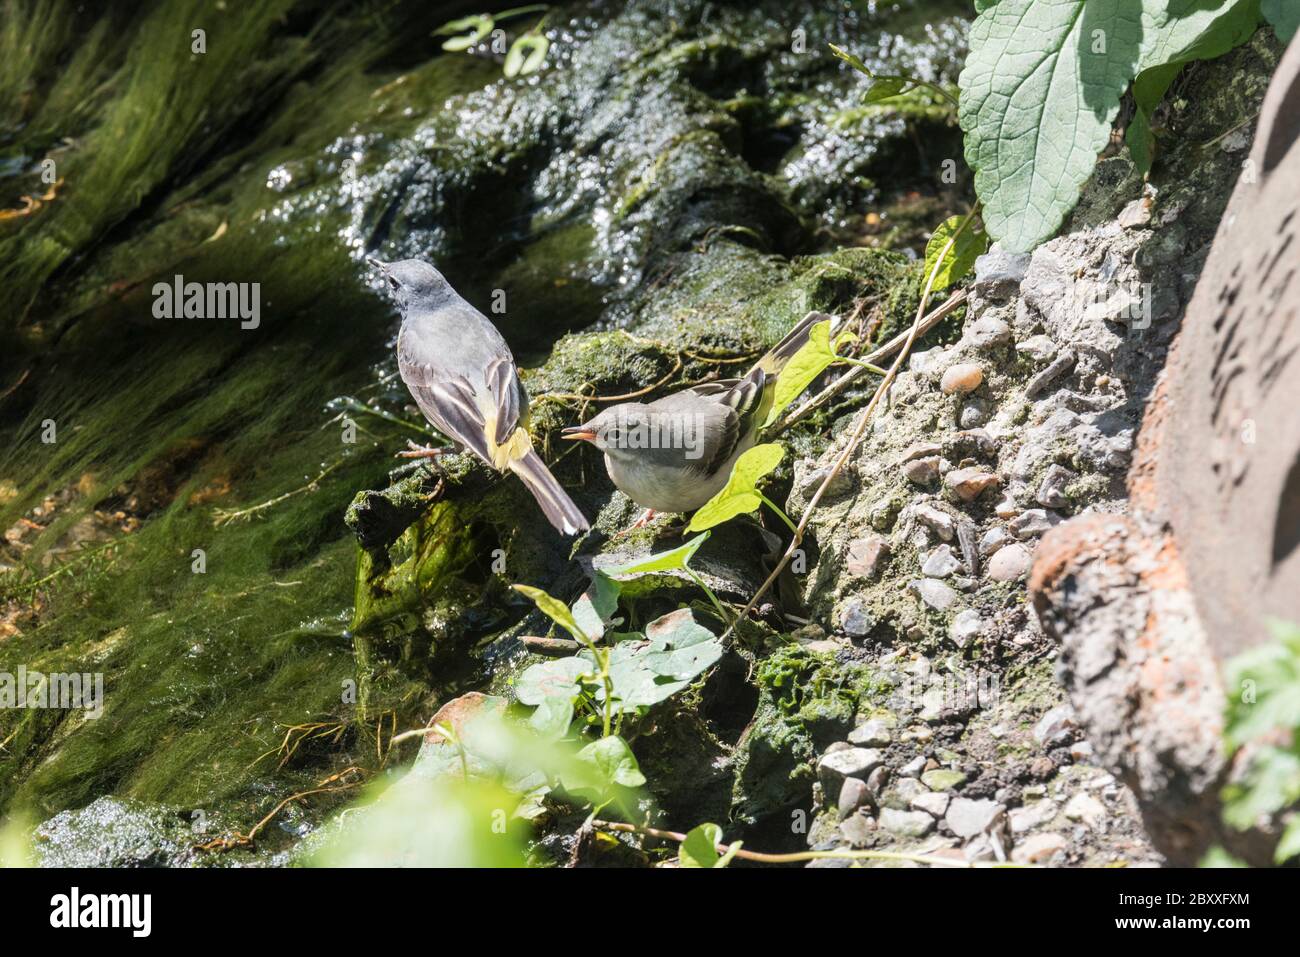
(723, 207, 980, 642)
(195, 767, 364, 852)
(213, 460, 344, 527)
(591, 819, 1024, 868)
(537, 354, 684, 404)
(770, 288, 967, 435)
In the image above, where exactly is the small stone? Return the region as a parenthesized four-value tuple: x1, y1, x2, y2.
(818, 748, 885, 794)
(909, 578, 960, 612)
(987, 543, 1032, 582)
(921, 544, 963, 578)
(978, 526, 1012, 556)
(882, 776, 927, 808)
(973, 246, 1031, 299)
(1035, 464, 1076, 509)
(870, 497, 901, 532)
(1118, 197, 1152, 228)
(836, 596, 877, 638)
(1025, 349, 1076, 397)
(899, 442, 944, 463)
(940, 363, 985, 395)
(899, 756, 928, 779)
(1033, 705, 1077, 746)
(1063, 793, 1107, 829)
(837, 777, 872, 819)
(1016, 334, 1057, 362)
(866, 765, 890, 800)
(993, 495, 1020, 519)
(949, 609, 984, 647)
(911, 791, 951, 818)
(845, 535, 890, 580)
(967, 315, 1012, 349)
(799, 465, 853, 500)
(959, 399, 990, 429)
(1070, 741, 1095, 762)
(838, 811, 876, 846)
(945, 798, 1006, 839)
(903, 455, 943, 485)
(913, 504, 956, 541)
(1009, 800, 1059, 833)
(1012, 832, 1067, 864)
(921, 769, 967, 791)
(849, 718, 893, 748)
(1010, 509, 1062, 539)
(879, 808, 935, 837)
(945, 467, 1001, 503)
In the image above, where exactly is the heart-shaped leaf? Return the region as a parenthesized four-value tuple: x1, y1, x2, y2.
(504, 35, 549, 77)
(679, 822, 742, 868)
(515, 657, 590, 706)
(923, 215, 988, 291)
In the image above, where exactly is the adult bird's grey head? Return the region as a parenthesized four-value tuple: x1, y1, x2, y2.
(370, 255, 590, 536)
(367, 257, 456, 311)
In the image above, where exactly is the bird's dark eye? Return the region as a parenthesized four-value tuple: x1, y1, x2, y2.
(387, 276, 399, 289)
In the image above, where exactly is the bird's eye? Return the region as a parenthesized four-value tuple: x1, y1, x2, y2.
(387, 276, 399, 289)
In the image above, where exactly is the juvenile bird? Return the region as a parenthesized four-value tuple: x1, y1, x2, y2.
(561, 311, 832, 527)
(372, 258, 590, 536)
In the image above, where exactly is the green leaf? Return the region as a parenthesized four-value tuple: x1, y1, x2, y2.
(574, 733, 644, 790)
(515, 657, 590, 706)
(863, 76, 908, 103)
(1223, 620, 1300, 750)
(570, 572, 621, 641)
(582, 609, 723, 711)
(827, 42, 872, 77)
(680, 823, 741, 867)
(1263, 0, 1299, 41)
(604, 531, 710, 576)
(764, 320, 849, 427)
(512, 583, 589, 643)
(923, 215, 988, 291)
(960, 0, 1260, 252)
(1275, 816, 1300, 864)
(687, 443, 785, 532)
(504, 35, 549, 78)
(528, 695, 575, 740)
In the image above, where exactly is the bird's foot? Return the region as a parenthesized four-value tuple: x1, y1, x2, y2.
(613, 509, 658, 538)
(395, 440, 447, 460)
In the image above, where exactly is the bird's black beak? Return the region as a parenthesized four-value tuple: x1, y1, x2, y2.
(561, 426, 597, 442)
(365, 257, 388, 272)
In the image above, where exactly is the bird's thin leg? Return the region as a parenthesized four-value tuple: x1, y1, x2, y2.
(395, 439, 447, 460)
(631, 508, 657, 529)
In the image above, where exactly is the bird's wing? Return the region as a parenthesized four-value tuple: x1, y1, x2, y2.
(484, 354, 526, 445)
(648, 386, 754, 478)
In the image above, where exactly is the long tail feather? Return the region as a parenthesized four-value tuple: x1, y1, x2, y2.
(509, 449, 591, 535)
(756, 310, 840, 375)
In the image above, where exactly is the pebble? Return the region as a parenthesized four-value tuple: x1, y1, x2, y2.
(959, 399, 990, 428)
(973, 246, 1031, 299)
(799, 465, 853, 500)
(1064, 793, 1107, 829)
(1011, 832, 1067, 864)
(993, 494, 1020, 519)
(987, 543, 1032, 582)
(1009, 800, 1059, 833)
(1117, 197, 1152, 229)
(1035, 464, 1076, 509)
(921, 769, 967, 791)
(903, 455, 943, 485)
(848, 718, 893, 748)
(1025, 348, 1076, 397)
(845, 535, 890, 579)
(1016, 334, 1057, 362)
(945, 467, 1001, 502)
(1010, 508, 1062, 539)
(882, 776, 928, 808)
(879, 808, 935, 837)
(967, 315, 1012, 349)
(949, 609, 984, 647)
(899, 756, 928, 779)
(945, 798, 1006, 839)
(818, 748, 884, 794)
(1070, 741, 1095, 762)
(913, 504, 956, 541)
(838, 812, 875, 847)
(911, 791, 951, 818)
(837, 777, 872, 819)
(909, 578, 960, 612)
(870, 497, 900, 531)
(1033, 705, 1077, 746)
(978, 526, 1012, 556)
(899, 442, 944, 463)
(940, 363, 985, 395)
(836, 596, 877, 638)
(921, 544, 963, 578)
